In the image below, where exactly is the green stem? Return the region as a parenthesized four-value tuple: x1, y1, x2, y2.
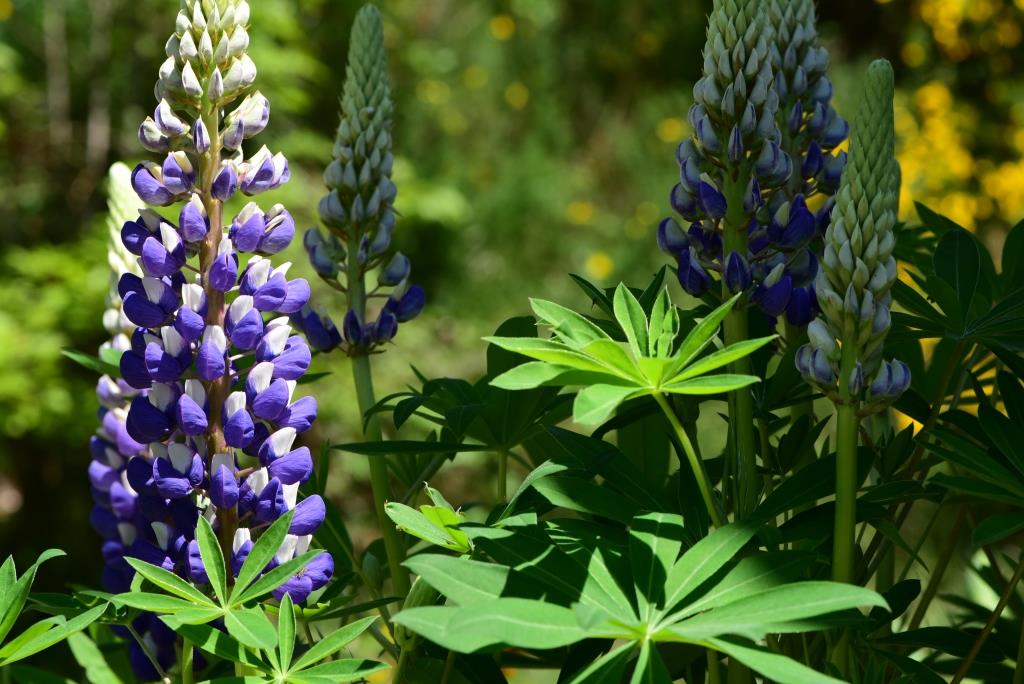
(655, 393, 724, 528)
(181, 636, 193, 684)
(1013, 613, 1024, 684)
(346, 247, 410, 599)
(497, 449, 508, 502)
(830, 343, 860, 675)
(707, 650, 722, 684)
(722, 216, 757, 520)
(393, 644, 413, 684)
(952, 551, 1024, 684)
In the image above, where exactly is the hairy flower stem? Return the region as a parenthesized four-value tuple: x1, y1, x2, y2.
(346, 241, 410, 600)
(723, 178, 757, 520)
(655, 393, 724, 528)
(952, 552, 1024, 684)
(830, 343, 860, 674)
(196, 101, 237, 578)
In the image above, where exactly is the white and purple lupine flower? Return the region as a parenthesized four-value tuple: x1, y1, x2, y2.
(105, 0, 333, 615)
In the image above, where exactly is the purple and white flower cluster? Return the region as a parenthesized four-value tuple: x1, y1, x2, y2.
(91, 0, 332, 622)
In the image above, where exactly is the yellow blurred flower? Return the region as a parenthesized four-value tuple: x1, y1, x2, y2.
(463, 65, 488, 90)
(489, 14, 516, 41)
(504, 82, 530, 110)
(566, 200, 595, 225)
(0, 0, 11, 21)
(585, 252, 614, 280)
(901, 42, 926, 67)
(634, 31, 660, 56)
(416, 79, 451, 106)
(657, 117, 686, 143)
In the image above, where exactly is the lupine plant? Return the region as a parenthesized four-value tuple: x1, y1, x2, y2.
(16, 0, 1024, 682)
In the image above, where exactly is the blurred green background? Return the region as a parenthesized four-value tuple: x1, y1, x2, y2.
(0, 0, 1020, 613)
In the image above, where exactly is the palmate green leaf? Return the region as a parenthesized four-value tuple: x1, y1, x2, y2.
(489, 361, 611, 390)
(705, 637, 844, 684)
(332, 440, 490, 456)
(0, 603, 107, 666)
(125, 558, 216, 607)
(674, 551, 815, 620)
(532, 476, 639, 524)
(582, 339, 643, 379)
(661, 374, 760, 396)
(420, 504, 472, 551)
(67, 632, 123, 684)
(8, 665, 77, 684)
(61, 349, 121, 376)
(978, 402, 1024, 477)
(530, 298, 611, 346)
(664, 294, 740, 378)
(629, 513, 684, 619)
(235, 551, 321, 605)
(933, 226, 981, 326)
(669, 336, 777, 383)
(972, 510, 1024, 546)
(168, 622, 267, 669)
(403, 555, 510, 605)
(290, 659, 389, 683)
(660, 523, 757, 616)
(231, 510, 294, 605)
(291, 615, 377, 671)
(396, 598, 584, 652)
(1002, 218, 1024, 293)
(278, 593, 295, 672)
(158, 606, 225, 627)
(613, 284, 649, 359)
(569, 273, 616, 318)
(196, 516, 228, 606)
(111, 592, 200, 613)
(483, 337, 619, 375)
(662, 581, 886, 641)
(573, 384, 644, 425)
(0, 549, 65, 645)
(385, 502, 469, 552)
(288, 614, 376, 667)
(224, 606, 276, 651)
(498, 458, 570, 520)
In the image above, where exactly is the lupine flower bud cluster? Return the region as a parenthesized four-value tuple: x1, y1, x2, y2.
(299, 6, 424, 355)
(658, 0, 849, 327)
(103, 0, 333, 614)
(797, 60, 910, 406)
(766, 0, 848, 203)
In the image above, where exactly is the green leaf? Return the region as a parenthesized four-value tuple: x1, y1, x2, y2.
(0, 549, 65, 645)
(581, 339, 644, 379)
(167, 622, 266, 669)
(933, 227, 981, 326)
(8, 665, 77, 684)
(661, 523, 757, 615)
(158, 606, 225, 627)
(530, 298, 611, 346)
(664, 582, 887, 641)
(1002, 218, 1024, 293)
(573, 384, 643, 425)
(569, 273, 615, 318)
(111, 592, 200, 613)
(224, 607, 276, 651)
(629, 639, 672, 684)
(403, 555, 509, 605)
(978, 402, 1024, 477)
(629, 512, 684, 619)
(0, 604, 106, 666)
(671, 336, 777, 383)
(706, 637, 844, 684)
(675, 552, 815, 620)
(125, 558, 216, 607)
(234, 551, 320, 605)
(565, 642, 636, 684)
(385, 502, 467, 551)
(613, 284, 649, 358)
(331, 440, 490, 456)
(61, 349, 120, 376)
(291, 616, 377, 671)
(67, 632, 124, 684)
(973, 511, 1024, 546)
(232, 510, 294, 604)
(661, 374, 760, 395)
(420, 505, 471, 552)
(532, 476, 639, 524)
(278, 593, 295, 671)
(490, 361, 580, 390)
(196, 516, 227, 606)
(292, 659, 389, 682)
(396, 599, 585, 651)
(665, 295, 739, 377)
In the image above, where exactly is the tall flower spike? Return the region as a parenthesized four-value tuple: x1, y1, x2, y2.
(767, 0, 849, 202)
(797, 59, 908, 409)
(299, 4, 424, 354)
(117, 0, 331, 621)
